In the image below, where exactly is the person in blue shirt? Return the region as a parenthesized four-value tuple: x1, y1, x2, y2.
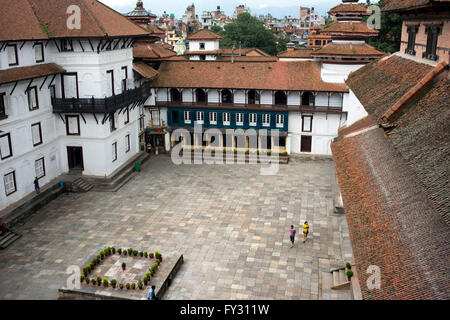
(147, 286, 156, 300)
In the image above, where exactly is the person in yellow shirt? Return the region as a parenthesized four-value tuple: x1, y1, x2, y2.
(302, 221, 310, 243)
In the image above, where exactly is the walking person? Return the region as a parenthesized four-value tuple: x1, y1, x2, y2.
(147, 285, 157, 300)
(302, 221, 310, 243)
(34, 177, 40, 195)
(289, 225, 296, 248)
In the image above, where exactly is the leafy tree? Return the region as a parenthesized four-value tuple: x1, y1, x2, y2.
(366, 0, 402, 53)
(211, 25, 223, 34)
(217, 13, 286, 56)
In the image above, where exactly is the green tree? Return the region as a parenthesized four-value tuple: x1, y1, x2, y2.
(366, 0, 402, 53)
(218, 13, 285, 56)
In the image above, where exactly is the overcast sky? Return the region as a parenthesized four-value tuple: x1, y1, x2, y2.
(100, 0, 343, 18)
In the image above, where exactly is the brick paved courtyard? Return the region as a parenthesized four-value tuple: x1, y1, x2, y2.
(0, 155, 353, 300)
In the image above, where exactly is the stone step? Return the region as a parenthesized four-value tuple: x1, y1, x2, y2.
(72, 178, 94, 192)
(0, 231, 21, 249)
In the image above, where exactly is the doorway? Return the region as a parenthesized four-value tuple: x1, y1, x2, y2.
(67, 146, 84, 170)
(301, 136, 312, 153)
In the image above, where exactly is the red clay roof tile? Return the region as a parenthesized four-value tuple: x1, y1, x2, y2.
(0, 63, 65, 85)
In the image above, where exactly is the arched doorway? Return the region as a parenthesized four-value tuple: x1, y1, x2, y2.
(222, 89, 233, 104)
(301, 92, 314, 106)
(248, 90, 260, 105)
(274, 91, 287, 105)
(195, 89, 206, 103)
(171, 88, 181, 102)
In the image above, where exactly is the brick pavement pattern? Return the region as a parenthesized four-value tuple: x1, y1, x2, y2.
(0, 155, 352, 300)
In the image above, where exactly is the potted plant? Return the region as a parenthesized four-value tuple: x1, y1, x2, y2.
(80, 275, 85, 283)
(119, 283, 124, 290)
(103, 278, 109, 287)
(131, 283, 136, 290)
(86, 264, 92, 273)
(117, 248, 122, 255)
(106, 247, 112, 256)
(143, 278, 148, 286)
(346, 270, 354, 281)
(97, 254, 101, 261)
(123, 250, 127, 256)
(83, 268, 88, 277)
(85, 277, 90, 284)
(155, 251, 162, 262)
(139, 251, 144, 257)
(122, 262, 126, 271)
(126, 283, 130, 290)
(346, 262, 352, 270)
(138, 280, 143, 290)
(144, 251, 148, 258)
(133, 250, 138, 257)
(96, 277, 102, 286)
(100, 250, 105, 260)
(127, 248, 133, 255)
(112, 247, 116, 254)
(146, 272, 151, 280)
(110, 279, 117, 288)
(149, 252, 154, 259)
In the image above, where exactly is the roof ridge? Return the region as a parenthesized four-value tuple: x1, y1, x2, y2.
(78, 0, 107, 36)
(25, 0, 50, 39)
(381, 61, 448, 123)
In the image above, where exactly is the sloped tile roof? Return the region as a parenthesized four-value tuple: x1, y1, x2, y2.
(152, 61, 348, 92)
(278, 49, 314, 59)
(133, 62, 158, 79)
(186, 29, 223, 41)
(321, 22, 379, 36)
(0, 0, 148, 41)
(329, 3, 370, 15)
(332, 126, 450, 300)
(346, 55, 433, 121)
(0, 63, 65, 85)
(312, 43, 385, 57)
(382, 0, 442, 12)
(133, 42, 177, 59)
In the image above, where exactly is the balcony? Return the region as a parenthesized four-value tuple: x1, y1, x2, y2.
(52, 84, 151, 114)
(155, 101, 346, 114)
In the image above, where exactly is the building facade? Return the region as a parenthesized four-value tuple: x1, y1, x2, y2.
(0, 0, 150, 210)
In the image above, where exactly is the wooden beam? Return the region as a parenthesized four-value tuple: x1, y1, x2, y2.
(53, 39, 61, 52)
(88, 38, 94, 52)
(78, 40, 85, 52)
(39, 75, 48, 91)
(10, 81, 18, 96)
(93, 113, 98, 124)
(24, 79, 33, 94)
(80, 113, 87, 124)
(19, 41, 26, 50)
(47, 74, 57, 88)
(59, 113, 66, 124)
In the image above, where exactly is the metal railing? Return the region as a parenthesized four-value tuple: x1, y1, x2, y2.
(52, 84, 150, 114)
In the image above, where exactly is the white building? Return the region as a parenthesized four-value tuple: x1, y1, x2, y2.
(185, 29, 222, 61)
(0, 0, 152, 210)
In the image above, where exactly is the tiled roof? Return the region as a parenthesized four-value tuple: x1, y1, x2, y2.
(152, 61, 348, 92)
(337, 115, 376, 137)
(312, 43, 385, 57)
(186, 29, 223, 41)
(147, 25, 166, 35)
(346, 54, 433, 121)
(321, 22, 379, 36)
(278, 49, 314, 59)
(382, 0, 444, 12)
(133, 62, 158, 79)
(0, 63, 65, 85)
(133, 43, 177, 60)
(219, 48, 270, 57)
(332, 126, 450, 300)
(0, 0, 148, 41)
(216, 56, 278, 62)
(184, 50, 221, 55)
(329, 3, 369, 15)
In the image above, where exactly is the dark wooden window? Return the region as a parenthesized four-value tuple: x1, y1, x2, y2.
(406, 25, 419, 56)
(66, 115, 80, 136)
(27, 86, 39, 111)
(171, 110, 179, 124)
(60, 39, 74, 52)
(35, 157, 46, 179)
(4, 171, 17, 196)
(31, 122, 43, 147)
(121, 66, 128, 91)
(424, 24, 443, 61)
(200, 43, 206, 50)
(35, 42, 45, 62)
(7, 44, 18, 66)
(61, 73, 79, 99)
(112, 142, 117, 162)
(0, 92, 6, 119)
(125, 135, 130, 153)
(110, 113, 116, 132)
(302, 116, 313, 132)
(124, 108, 130, 125)
(0, 133, 13, 160)
(107, 70, 115, 96)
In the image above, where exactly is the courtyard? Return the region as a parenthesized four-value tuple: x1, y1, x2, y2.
(0, 155, 353, 300)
